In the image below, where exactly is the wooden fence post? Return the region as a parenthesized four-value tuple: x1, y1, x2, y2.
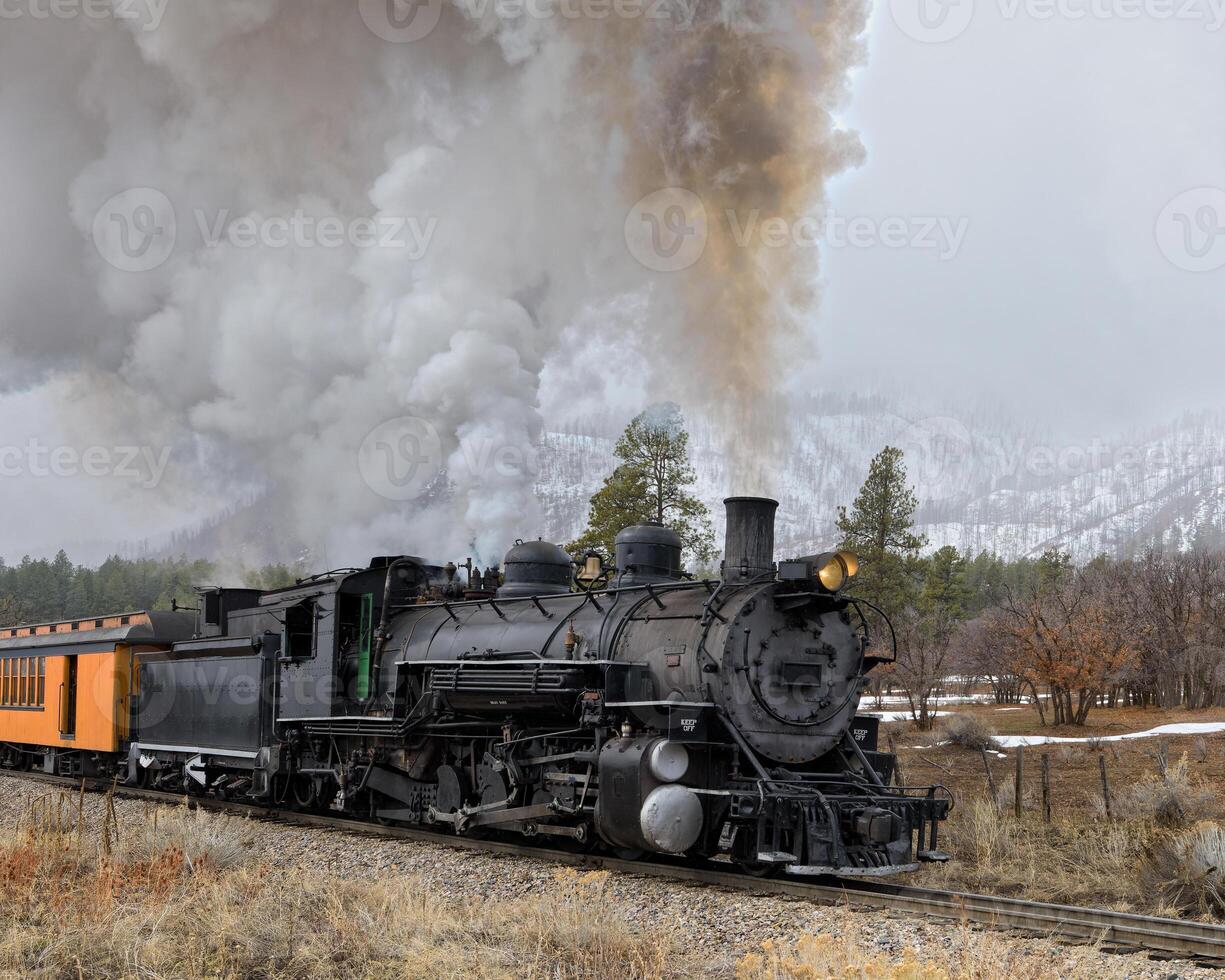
(980, 746, 999, 807)
(1041, 753, 1052, 823)
(1014, 744, 1025, 819)
(1099, 754, 1113, 821)
(887, 734, 904, 787)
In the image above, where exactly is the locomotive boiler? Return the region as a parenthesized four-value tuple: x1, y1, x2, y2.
(116, 496, 951, 877)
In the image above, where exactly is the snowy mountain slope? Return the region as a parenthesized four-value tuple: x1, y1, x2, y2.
(537, 399, 1225, 562)
(139, 398, 1225, 566)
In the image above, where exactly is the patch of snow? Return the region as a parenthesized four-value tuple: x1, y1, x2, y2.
(994, 722, 1225, 748)
(864, 710, 943, 723)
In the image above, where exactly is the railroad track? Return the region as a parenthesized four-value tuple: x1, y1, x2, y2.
(6, 769, 1225, 968)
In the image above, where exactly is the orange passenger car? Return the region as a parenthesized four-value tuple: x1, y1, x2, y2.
(0, 612, 193, 776)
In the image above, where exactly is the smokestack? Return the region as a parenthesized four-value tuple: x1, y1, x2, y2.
(723, 497, 779, 584)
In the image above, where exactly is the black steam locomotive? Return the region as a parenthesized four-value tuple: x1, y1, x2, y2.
(130, 497, 950, 876)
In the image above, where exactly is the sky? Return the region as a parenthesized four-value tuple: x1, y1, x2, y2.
(0, 1, 1222, 563)
(814, 0, 1225, 433)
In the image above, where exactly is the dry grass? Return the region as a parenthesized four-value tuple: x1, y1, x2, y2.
(1142, 823, 1225, 917)
(4, 793, 1103, 979)
(1109, 755, 1215, 827)
(889, 698, 1225, 916)
(0, 798, 679, 979)
(735, 922, 1114, 979)
(940, 714, 1000, 752)
(918, 799, 1148, 908)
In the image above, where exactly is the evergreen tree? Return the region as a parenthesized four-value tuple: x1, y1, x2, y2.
(836, 446, 928, 612)
(920, 546, 970, 624)
(569, 403, 715, 566)
(963, 550, 1007, 614)
(0, 592, 33, 628)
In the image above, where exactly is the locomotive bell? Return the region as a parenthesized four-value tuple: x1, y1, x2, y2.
(614, 522, 683, 585)
(496, 539, 574, 598)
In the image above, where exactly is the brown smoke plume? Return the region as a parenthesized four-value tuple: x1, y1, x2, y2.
(582, 1, 869, 490)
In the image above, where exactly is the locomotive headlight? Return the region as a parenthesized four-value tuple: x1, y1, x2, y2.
(816, 553, 848, 592)
(837, 551, 860, 580)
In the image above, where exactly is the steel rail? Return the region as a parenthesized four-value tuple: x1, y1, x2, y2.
(5, 770, 1224, 967)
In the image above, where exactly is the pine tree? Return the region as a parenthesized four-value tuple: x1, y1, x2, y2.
(569, 403, 715, 566)
(0, 593, 32, 628)
(920, 546, 970, 623)
(837, 446, 928, 612)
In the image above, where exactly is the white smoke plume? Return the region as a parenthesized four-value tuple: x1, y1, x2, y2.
(0, 0, 867, 564)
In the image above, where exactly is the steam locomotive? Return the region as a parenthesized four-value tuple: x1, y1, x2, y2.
(0, 497, 950, 876)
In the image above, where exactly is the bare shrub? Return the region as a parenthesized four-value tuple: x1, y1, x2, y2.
(122, 804, 254, 870)
(1114, 756, 1214, 827)
(955, 799, 1014, 867)
(1055, 744, 1079, 765)
(993, 780, 1036, 814)
(1141, 823, 1225, 917)
(941, 713, 1000, 752)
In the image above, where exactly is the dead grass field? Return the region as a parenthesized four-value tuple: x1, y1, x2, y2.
(0, 790, 1135, 979)
(887, 700, 1225, 914)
